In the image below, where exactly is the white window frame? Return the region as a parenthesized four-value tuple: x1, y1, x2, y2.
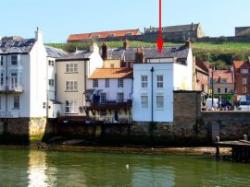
(118, 79, 124, 88)
(141, 95, 148, 109)
(66, 81, 78, 91)
(66, 64, 78, 73)
(105, 79, 110, 88)
(13, 95, 20, 109)
(11, 55, 18, 66)
(100, 92, 107, 103)
(156, 95, 164, 110)
(241, 69, 249, 74)
(93, 79, 98, 88)
(242, 78, 248, 85)
(117, 93, 124, 103)
(65, 100, 78, 114)
(141, 75, 148, 88)
(157, 75, 164, 88)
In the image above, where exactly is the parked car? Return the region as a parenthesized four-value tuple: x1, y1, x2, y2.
(238, 101, 250, 111)
(206, 98, 219, 111)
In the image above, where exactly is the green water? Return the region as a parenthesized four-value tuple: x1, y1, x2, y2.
(0, 148, 249, 187)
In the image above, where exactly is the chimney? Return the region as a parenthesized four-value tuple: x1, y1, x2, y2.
(101, 43, 108, 60)
(35, 27, 43, 42)
(90, 42, 99, 54)
(123, 39, 129, 49)
(185, 40, 192, 48)
(135, 48, 144, 64)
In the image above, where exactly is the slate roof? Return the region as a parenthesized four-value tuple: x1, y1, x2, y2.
(68, 29, 140, 42)
(56, 50, 92, 61)
(103, 44, 190, 62)
(46, 46, 67, 58)
(0, 36, 36, 54)
(90, 67, 133, 79)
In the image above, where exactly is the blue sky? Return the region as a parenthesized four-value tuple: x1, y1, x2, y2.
(0, 0, 249, 42)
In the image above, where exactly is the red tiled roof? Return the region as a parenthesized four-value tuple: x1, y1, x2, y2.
(68, 29, 140, 42)
(90, 68, 133, 79)
(210, 70, 233, 84)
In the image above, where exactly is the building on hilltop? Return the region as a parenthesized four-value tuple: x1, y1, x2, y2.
(67, 29, 141, 43)
(235, 26, 250, 37)
(144, 23, 205, 42)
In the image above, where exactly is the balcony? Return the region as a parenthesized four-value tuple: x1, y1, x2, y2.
(85, 100, 132, 111)
(0, 85, 24, 94)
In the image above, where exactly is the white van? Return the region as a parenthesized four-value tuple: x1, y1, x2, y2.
(206, 98, 219, 111)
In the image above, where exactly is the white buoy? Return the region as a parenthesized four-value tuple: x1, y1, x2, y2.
(126, 164, 129, 169)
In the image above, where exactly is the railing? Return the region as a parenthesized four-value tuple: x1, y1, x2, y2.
(0, 85, 24, 93)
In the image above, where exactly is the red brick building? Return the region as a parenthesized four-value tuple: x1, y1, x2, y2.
(67, 29, 141, 42)
(233, 60, 250, 95)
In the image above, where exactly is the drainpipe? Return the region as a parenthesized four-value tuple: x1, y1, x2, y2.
(150, 67, 154, 122)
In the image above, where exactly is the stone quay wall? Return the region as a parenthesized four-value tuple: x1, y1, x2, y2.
(1, 91, 250, 145)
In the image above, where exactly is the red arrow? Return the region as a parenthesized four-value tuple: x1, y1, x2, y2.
(157, 0, 164, 53)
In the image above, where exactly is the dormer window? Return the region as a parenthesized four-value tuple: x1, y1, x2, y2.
(11, 55, 18, 65)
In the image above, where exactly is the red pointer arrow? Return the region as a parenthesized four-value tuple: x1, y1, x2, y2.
(157, 0, 164, 53)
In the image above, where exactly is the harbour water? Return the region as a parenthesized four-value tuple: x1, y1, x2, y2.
(0, 148, 249, 187)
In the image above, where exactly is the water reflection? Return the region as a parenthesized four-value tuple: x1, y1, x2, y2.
(28, 151, 50, 187)
(0, 149, 249, 187)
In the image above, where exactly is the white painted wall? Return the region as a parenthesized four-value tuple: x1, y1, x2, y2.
(0, 29, 47, 118)
(87, 78, 133, 101)
(132, 63, 174, 123)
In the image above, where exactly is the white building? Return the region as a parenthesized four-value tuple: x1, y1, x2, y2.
(86, 59, 133, 122)
(0, 29, 47, 118)
(46, 46, 67, 118)
(55, 44, 103, 117)
(132, 43, 193, 123)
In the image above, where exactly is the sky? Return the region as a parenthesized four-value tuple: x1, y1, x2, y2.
(0, 0, 249, 43)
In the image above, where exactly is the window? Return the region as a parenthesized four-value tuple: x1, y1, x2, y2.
(217, 88, 221, 93)
(93, 80, 98, 88)
(66, 64, 78, 73)
(43, 102, 46, 109)
(225, 88, 228, 93)
(100, 93, 107, 103)
(49, 79, 55, 87)
(156, 96, 164, 109)
(157, 75, 164, 88)
(105, 79, 110, 88)
(0, 73, 4, 86)
(66, 81, 78, 91)
(241, 69, 249, 74)
(242, 78, 248, 85)
(141, 95, 148, 108)
(0, 56, 3, 66)
(243, 87, 247, 93)
(11, 55, 18, 65)
(13, 96, 20, 109)
(118, 79, 124, 88)
(49, 60, 54, 66)
(220, 79, 227, 84)
(141, 75, 148, 88)
(65, 100, 77, 113)
(117, 93, 124, 103)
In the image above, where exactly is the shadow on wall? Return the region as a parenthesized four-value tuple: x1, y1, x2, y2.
(0, 118, 47, 145)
